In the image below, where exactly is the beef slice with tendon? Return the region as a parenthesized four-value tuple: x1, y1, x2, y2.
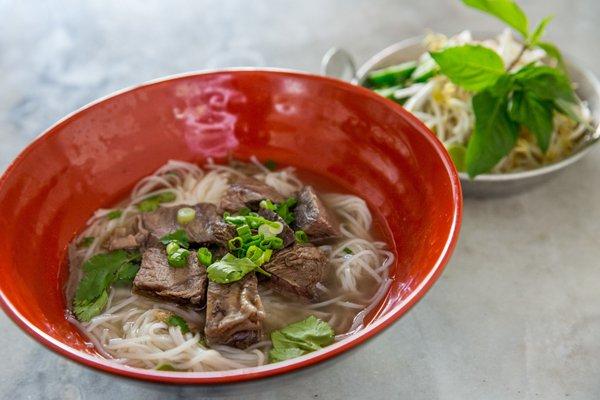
(220, 176, 285, 212)
(133, 245, 207, 306)
(262, 244, 328, 302)
(141, 203, 235, 246)
(106, 215, 148, 251)
(295, 186, 340, 241)
(257, 208, 295, 248)
(205, 273, 265, 349)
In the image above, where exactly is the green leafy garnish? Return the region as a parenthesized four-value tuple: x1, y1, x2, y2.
(430, 45, 505, 91)
(294, 230, 308, 244)
(264, 159, 277, 171)
(73, 250, 141, 321)
(166, 315, 190, 333)
(424, 1, 582, 177)
(343, 247, 353, 255)
(197, 247, 213, 267)
(160, 229, 190, 248)
(137, 192, 176, 212)
(78, 236, 95, 248)
(465, 89, 518, 177)
(269, 316, 335, 362)
(156, 363, 178, 371)
(462, 0, 529, 37)
(107, 210, 123, 220)
(206, 253, 259, 284)
(446, 143, 467, 172)
(275, 198, 297, 225)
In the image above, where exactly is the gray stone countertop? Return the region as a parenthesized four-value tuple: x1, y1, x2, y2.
(1, 1, 599, 399)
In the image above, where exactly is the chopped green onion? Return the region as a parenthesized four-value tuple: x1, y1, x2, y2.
(166, 315, 190, 333)
(197, 247, 212, 266)
(276, 198, 297, 224)
(259, 199, 277, 211)
(236, 225, 252, 242)
(176, 207, 196, 225)
(78, 237, 95, 248)
(260, 236, 284, 250)
(167, 248, 190, 268)
(264, 159, 277, 171)
(156, 364, 177, 371)
(238, 207, 251, 216)
(107, 210, 122, 220)
(137, 192, 176, 212)
(166, 242, 180, 256)
(228, 237, 243, 251)
(224, 214, 247, 225)
(258, 221, 284, 237)
(294, 230, 308, 243)
(343, 247, 353, 254)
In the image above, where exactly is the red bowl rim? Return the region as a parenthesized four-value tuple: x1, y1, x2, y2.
(0, 68, 462, 384)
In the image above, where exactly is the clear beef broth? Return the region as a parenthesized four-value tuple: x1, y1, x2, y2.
(65, 160, 393, 371)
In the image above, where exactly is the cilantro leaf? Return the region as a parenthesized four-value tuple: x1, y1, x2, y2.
(166, 315, 190, 333)
(73, 250, 141, 321)
(114, 261, 141, 285)
(159, 229, 189, 248)
(510, 91, 554, 153)
(466, 90, 519, 177)
(206, 253, 257, 284)
(529, 15, 553, 46)
(137, 192, 176, 213)
(73, 290, 109, 323)
(264, 159, 277, 171)
(269, 316, 334, 362)
(462, 0, 529, 38)
(430, 45, 505, 91)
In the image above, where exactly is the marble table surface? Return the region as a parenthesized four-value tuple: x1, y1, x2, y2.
(1, 0, 599, 399)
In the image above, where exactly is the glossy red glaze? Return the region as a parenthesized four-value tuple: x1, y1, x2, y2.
(0, 70, 461, 384)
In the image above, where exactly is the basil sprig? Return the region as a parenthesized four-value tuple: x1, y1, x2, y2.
(429, 0, 581, 177)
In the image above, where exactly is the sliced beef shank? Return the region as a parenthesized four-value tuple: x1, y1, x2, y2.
(262, 244, 328, 302)
(295, 186, 340, 241)
(205, 273, 265, 349)
(133, 242, 207, 306)
(220, 176, 285, 212)
(141, 203, 235, 246)
(106, 215, 148, 251)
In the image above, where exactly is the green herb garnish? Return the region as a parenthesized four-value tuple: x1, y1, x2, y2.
(206, 253, 260, 284)
(294, 230, 308, 244)
(137, 192, 176, 212)
(78, 236, 95, 248)
(264, 159, 277, 171)
(197, 247, 213, 267)
(107, 210, 123, 220)
(343, 247, 353, 255)
(156, 364, 178, 371)
(426, 0, 581, 177)
(269, 316, 335, 362)
(73, 250, 141, 321)
(166, 315, 190, 333)
(160, 229, 190, 248)
(160, 230, 190, 267)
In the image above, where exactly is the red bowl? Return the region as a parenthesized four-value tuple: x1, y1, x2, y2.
(0, 70, 461, 384)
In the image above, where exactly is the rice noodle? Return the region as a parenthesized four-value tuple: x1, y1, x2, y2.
(66, 159, 395, 371)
